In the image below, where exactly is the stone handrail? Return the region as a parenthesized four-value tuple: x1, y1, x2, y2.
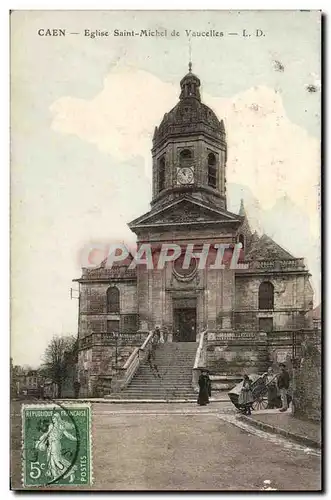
(111, 330, 154, 392)
(208, 331, 257, 341)
(192, 330, 207, 391)
(79, 331, 148, 350)
(239, 258, 305, 271)
(82, 267, 137, 280)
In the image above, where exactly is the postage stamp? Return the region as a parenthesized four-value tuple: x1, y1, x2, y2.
(21, 403, 92, 488)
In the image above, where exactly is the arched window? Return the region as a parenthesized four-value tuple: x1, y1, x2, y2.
(107, 287, 120, 313)
(208, 153, 217, 189)
(179, 149, 193, 168)
(258, 282, 274, 310)
(158, 156, 165, 193)
(238, 234, 245, 250)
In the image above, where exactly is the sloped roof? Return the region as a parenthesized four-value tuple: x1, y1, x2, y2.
(312, 304, 321, 319)
(245, 234, 295, 260)
(82, 246, 137, 280)
(129, 195, 242, 230)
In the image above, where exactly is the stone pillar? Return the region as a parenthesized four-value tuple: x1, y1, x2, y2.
(206, 270, 218, 330)
(221, 268, 235, 329)
(137, 267, 150, 328)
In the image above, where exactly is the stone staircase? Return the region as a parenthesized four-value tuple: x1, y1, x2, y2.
(108, 342, 198, 400)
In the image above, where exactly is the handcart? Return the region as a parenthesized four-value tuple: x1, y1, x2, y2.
(228, 374, 271, 412)
(228, 373, 292, 412)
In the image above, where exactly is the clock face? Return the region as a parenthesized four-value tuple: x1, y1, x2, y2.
(177, 167, 194, 185)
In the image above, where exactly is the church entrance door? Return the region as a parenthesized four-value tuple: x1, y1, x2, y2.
(174, 308, 196, 342)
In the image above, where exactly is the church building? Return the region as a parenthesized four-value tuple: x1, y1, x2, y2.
(75, 65, 314, 395)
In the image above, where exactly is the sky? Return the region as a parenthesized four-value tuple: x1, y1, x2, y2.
(11, 10, 321, 366)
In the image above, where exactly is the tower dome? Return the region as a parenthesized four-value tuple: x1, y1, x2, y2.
(153, 64, 224, 148)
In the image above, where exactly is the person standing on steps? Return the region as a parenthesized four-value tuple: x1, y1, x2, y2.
(277, 363, 290, 412)
(147, 341, 162, 380)
(197, 369, 211, 406)
(154, 325, 161, 344)
(162, 326, 168, 344)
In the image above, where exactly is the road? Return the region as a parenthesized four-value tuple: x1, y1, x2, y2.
(11, 401, 321, 491)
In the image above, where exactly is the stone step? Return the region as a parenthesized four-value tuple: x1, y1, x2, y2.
(139, 365, 194, 368)
(136, 370, 193, 375)
(112, 341, 199, 399)
(122, 393, 195, 397)
(110, 396, 198, 401)
(129, 376, 192, 381)
(132, 371, 192, 385)
(130, 378, 192, 383)
(138, 366, 193, 370)
(112, 392, 197, 398)
(133, 377, 192, 382)
(118, 388, 195, 393)
(146, 356, 196, 359)
(142, 366, 194, 370)
(127, 386, 193, 391)
(132, 378, 192, 382)
(117, 387, 195, 390)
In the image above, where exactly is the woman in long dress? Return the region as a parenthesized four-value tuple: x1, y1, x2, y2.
(238, 374, 254, 415)
(197, 369, 211, 406)
(35, 412, 78, 483)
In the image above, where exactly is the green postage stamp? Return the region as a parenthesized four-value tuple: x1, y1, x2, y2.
(21, 403, 92, 488)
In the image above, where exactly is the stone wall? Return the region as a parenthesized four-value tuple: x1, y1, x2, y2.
(77, 344, 136, 397)
(293, 337, 321, 422)
(136, 241, 237, 335)
(206, 336, 269, 375)
(79, 281, 137, 337)
(234, 274, 313, 331)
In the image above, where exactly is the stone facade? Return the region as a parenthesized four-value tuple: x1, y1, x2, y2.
(74, 66, 315, 396)
(293, 333, 321, 422)
(207, 333, 269, 375)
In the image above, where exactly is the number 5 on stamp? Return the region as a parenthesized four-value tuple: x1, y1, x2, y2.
(22, 403, 93, 488)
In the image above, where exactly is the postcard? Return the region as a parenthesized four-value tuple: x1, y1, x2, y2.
(10, 10, 321, 491)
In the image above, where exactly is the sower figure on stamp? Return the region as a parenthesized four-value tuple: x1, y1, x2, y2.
(197, 369, 211, 406)
(35, 412, 78, 483)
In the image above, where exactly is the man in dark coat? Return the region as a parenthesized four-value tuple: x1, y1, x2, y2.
(197, 369, 211, 406)
(74, 380, 81, 399)
(147, 345, 161, 379)
(277, 363, 290, 412)
(154, 326, 161, 343)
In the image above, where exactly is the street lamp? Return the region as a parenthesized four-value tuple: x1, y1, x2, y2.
(113, 331, 119, 370)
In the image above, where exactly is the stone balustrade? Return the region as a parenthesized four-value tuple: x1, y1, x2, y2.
(238, 258, 305, 272)
(209, 331, 257, 341)
(111, 330, 155, 392)
(81, 267, 137, 280)
(78, 331, 149, 350)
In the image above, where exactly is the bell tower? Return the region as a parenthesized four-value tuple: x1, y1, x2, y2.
(151, 64, 228, 211)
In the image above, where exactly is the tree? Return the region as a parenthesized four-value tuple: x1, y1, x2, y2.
(42, 335, 77, 398)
